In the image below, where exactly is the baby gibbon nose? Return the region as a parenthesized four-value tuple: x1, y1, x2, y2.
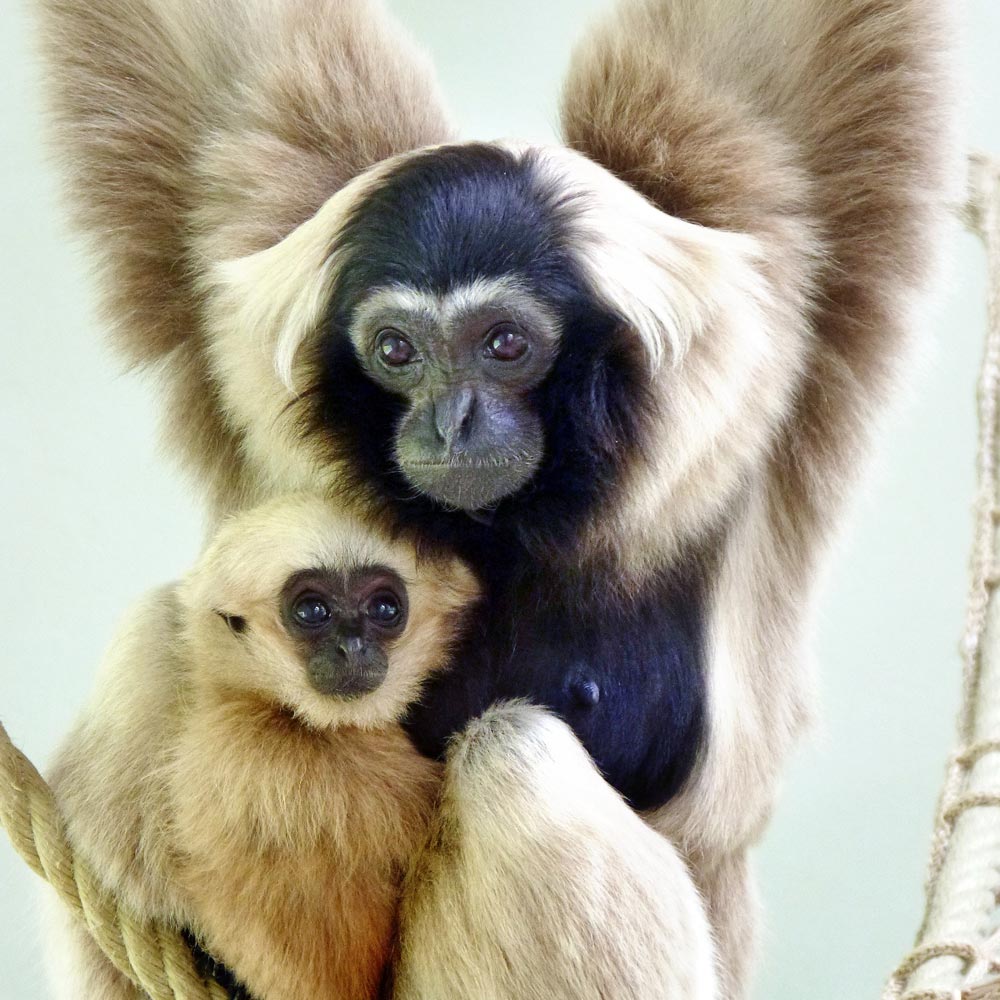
(308, 624, 389, 698)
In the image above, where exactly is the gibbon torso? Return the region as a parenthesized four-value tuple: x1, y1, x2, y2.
(170, 686, 440, 1000)
(403, 534, 707, 811)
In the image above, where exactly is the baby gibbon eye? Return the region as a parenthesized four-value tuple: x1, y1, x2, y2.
(292, 593, 333, 629)
(363, 590, 404, 629)
(376, 329, 417, 367)
(484, 324, 529, 362)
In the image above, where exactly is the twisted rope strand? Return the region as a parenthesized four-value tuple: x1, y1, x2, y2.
(0, 721, 226, 1000)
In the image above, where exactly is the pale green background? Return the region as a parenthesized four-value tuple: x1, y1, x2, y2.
(1, 2, 998, 997)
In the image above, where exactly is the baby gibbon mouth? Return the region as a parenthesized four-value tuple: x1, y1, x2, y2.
(307, 642, 389, 699)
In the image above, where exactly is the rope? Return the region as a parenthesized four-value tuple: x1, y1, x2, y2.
(0, 720, 227, 1000)
(883, 153, 1000, 1000)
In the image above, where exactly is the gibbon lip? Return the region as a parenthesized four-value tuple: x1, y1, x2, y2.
(405, 457, 520, 470)
(401, 454, 537, 512)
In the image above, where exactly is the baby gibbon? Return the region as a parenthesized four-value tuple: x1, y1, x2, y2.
(44, 494, 478, 1000)
(44, 494, 717, 1000)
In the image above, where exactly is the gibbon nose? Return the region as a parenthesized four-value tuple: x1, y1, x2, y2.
(308, 630, 389, 699)
(433, 388, 476, 450)
(337, 634, 365, 659)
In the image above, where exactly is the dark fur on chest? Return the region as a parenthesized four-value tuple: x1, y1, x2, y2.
(303, 144, 709, 811)
(403, 551, 707, 812)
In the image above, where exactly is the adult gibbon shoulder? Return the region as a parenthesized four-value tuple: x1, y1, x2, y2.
(34, 0, 958, 996)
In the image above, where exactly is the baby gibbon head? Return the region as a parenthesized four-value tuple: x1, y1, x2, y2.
(178, 494, 479, 730)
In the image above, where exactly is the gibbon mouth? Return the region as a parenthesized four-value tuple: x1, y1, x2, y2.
(309, 661, 387, 699)
(405, 458, 518, 470)
(400, 454, 539, 512)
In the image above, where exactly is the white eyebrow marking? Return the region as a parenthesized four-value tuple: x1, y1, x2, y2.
(349, 276, 562, 347)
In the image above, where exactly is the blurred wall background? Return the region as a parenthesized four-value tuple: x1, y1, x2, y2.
(1, 1, 997, 996)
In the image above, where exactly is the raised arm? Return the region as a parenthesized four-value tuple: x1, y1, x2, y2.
(561, 0, 958, 541)
(35, 0, 453, 507)
(556, 4, 958, 995)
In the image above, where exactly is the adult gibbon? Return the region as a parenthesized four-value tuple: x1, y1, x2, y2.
(35, 0, 958, 996)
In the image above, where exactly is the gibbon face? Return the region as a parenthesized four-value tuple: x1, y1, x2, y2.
(178, 495, 479, 730)
(277, 564, 409, 698)
(312, 144, 646, 526)
(209, 141, 788, 560)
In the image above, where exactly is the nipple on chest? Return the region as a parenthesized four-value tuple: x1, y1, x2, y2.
(568, 677, 601, 709)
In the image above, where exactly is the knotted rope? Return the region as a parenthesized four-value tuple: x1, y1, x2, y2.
(883, 153, 1000, 1000)
(0, 720, 226, 1000)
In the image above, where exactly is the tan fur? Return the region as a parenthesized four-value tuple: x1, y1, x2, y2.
(559, 6, 959, 995)
(34, 1, 959, 997)
(395, 703, 718, 1000)
(46, 496, 478, 1000)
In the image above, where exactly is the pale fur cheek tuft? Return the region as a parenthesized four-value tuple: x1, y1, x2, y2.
(196, 156, 433, 500)
(528, 144, 768, 371)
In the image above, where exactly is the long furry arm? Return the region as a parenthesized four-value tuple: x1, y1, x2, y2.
(395, 703, 718, 1000)
(561, 13, 958, 994)
(35, 0, 452, 367)
(35, 0, 453, 505)
(561, 0, 959, 538)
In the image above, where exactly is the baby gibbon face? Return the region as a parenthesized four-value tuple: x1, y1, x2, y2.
(178, 494, 479, 730)
(278, 564, 409, 699)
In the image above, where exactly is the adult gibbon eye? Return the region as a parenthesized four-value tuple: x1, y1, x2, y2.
(484, 324, 529, 362)
(292, 593, 333, 629)
(364, 590, 404, 628)
(376, 329, 417, 367)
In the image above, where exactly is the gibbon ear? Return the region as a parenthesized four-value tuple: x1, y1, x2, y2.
(37, 0, 454, 368)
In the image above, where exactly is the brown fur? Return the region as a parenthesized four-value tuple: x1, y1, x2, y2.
(560, 5, 959, 993)
(35, 0, 454, 514)
(46, 496, 477, 1000)
(34, 1, 959, 998)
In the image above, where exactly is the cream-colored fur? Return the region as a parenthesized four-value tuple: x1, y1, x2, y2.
(395, 702, 718, 1000)
(46, 496, 477, 1000)
(34, 0, 959, 997)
